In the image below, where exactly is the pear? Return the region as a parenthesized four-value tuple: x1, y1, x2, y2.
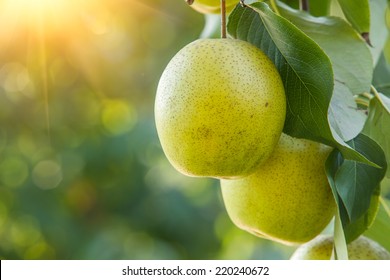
(290, 235, 390, 260)
(155, 39, 286, 178)
(187, 0, 238, 14)
(220, 133, 335, 245)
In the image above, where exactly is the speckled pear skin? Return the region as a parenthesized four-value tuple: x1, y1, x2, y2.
(220, 133, 335, 245)
(290, 235, 390, 260)
(155, 39, 286, 178)
(188, 0, 238, 14)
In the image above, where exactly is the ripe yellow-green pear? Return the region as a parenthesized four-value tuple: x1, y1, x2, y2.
(290, 235, 390, 260)
(187, 0, 238, 14)
(155, 39, 286, 178)
(220, 133, 335, 245)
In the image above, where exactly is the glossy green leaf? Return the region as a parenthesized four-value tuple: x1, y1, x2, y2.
(363, 92, 390, 177)
(335, 134, 387, 222)
(326, 136, 387, 244)
(228, 2, 377, 166)
(278, 2, 373, 95)
(343, 187, 380, 243)
(337, 0, 370, 33)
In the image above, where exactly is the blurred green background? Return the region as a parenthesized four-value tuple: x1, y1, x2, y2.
(0, 0, 388, 260)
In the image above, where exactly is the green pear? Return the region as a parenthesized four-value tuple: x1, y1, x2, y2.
(187, 0, 238, 14)
(155, 39, 286, 178)
(290, 235, 390, 260)
(220, 133, 335, 245)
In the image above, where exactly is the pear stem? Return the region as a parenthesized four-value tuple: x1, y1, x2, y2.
(221, 0, 227, 38)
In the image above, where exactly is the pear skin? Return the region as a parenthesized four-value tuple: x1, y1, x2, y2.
(155, 39, 286, 178)
(291, 235, 390, 260)
(221, 133, 335, 245)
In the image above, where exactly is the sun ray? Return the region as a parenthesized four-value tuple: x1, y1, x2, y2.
(36, 9, 51, 143)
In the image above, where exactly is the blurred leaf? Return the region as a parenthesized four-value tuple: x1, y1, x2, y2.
(369, 0, 388, 65)
(385, 36, 390, 63)
(279, 0, 299, 9)
(363, 92, 390, 177)
(364, 198, 390, 251)
(337, 0, 370, 34)
(387, 4, 390, 29)
(200, 14, 221, 39)
(228, 2, 376, 166)
(309, 0, 331, 17)
(373, 54, 390, 97)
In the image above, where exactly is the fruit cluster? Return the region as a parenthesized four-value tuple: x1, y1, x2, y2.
(154, 0, 390, 260)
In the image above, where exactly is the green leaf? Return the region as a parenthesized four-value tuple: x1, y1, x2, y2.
(228, 2, 377, 166)
(369, 0, 388, 65)
(342, 187, 380, 243)
(328, 83, 366, 142)
(335, 134, 387, 222)
(385, 36, 390, 64)
(308, 0, 332, 17)
(280, 0, 331, 16)
(279, 0, 299, 10)
(326, 136, 387, 244)
(387, 4, 390, 30)
(373, 53, 390, 97)
(277, 3, 373, 95)
(337, 0, 370, 34)
(333, 210, 349, 260)
(325, 148, 348, 259)
(363, 92, 390, 177)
